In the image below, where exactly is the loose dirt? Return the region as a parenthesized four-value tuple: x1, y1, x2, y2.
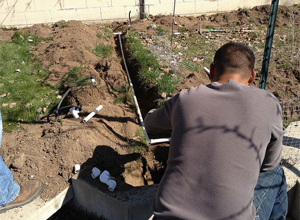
(0, 4, 299, 212)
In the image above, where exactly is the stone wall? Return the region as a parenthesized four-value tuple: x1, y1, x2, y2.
(0, 0, 299, 27)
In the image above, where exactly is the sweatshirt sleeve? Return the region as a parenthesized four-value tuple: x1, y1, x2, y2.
(144, 94, 178, 133)
(261, 98, 286, 171)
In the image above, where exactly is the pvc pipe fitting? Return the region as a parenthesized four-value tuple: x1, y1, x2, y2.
(70, 107, 80, 118)
(91, 78, 98, 86)
(99, 170, 111, 184)
(204, 67, 210, 75)
(82, 105, 103, 123)
(107, 179, 117, 192)
(91, 167, 101, 179)
(74, 164, 80, 173)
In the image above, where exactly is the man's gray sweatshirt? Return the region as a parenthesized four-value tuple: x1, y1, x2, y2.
(144, 80, 285, 220)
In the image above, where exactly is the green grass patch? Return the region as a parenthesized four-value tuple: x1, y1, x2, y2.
(97, 28, 113, 38)
(127, 126, 149, 153)
(0, 32, 58, 132)
(125, 31, 179, 97)
(62, 66, 89, 87)
(178, 26, 187, 33)
(93, 44, 113, 58)
(156, 26, 168, 36)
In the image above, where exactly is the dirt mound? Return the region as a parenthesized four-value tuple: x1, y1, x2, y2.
(1, 20, 162, 202)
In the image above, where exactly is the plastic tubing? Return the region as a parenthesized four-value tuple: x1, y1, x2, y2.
(82, 105, 103, 123)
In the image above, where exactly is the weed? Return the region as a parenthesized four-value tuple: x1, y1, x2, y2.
(114, 83, 136, 112)
(96, 28, 113, 39)
(62, 66, 88, 87)
(12, 31, 43, 46)
(93, 44, 113, 58)
(59, 22, 67, 29)
(178, 26, 187, 33)
(156, 26, 167, 36)
(206, 25, 214, 30)
(249, 32, 259, 39)
(128, 127, 149, 153)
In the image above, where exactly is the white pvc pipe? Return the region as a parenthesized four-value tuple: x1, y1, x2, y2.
(99, 170, 111, 184)
(91, 167, 101, 179)
(74, 164, 80, 173)
(150, 138, 171, 144)
(82, 105, 103, 123)
(204, 67, 210, 75)
(107, 179, 117, 192)
(117, 33, 172, 145)
(70, 107, 80, 118)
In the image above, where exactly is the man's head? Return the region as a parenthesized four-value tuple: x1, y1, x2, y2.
(210, 42, 256, 85)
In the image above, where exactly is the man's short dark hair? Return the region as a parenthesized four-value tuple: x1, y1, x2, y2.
(213, 42, 255, 78)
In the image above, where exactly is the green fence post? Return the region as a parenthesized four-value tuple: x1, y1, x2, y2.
(259, 0, 279, 89)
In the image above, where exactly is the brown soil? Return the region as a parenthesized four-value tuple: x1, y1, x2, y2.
(0, 4, 300, 208)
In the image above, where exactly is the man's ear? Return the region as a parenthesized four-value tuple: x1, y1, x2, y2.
(209, 63, 215, 81)
(247, 70, 256, 85)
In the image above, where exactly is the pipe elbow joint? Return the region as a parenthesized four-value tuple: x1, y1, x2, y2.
(107, 179, 117, 192)
(100, 170, 111, 184)
(91, 167, 101, 179)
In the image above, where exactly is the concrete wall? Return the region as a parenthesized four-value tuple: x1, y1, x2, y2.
(0, 0, 299, 27)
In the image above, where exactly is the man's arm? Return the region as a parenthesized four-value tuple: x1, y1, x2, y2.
(261, 100, 286, 171)
(144, 95, 178, 133)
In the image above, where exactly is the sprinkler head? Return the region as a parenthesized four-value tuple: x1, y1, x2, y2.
(91, 78, 98, 86)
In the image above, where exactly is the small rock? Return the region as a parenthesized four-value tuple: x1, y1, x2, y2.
(161, 92, 167, 99)
(43, 107, 47, 113)
(0, 83, 4, 87)
(9, 80, 14, 83)
(9, 103, 17, 108)
(193, 57, 198, 62)
(0, 94, 6, 98)
(150, 24, 157, 29)
(28, 39, 33, 42)
(56, 95, 62, 99)
(15, 69, 21, 72)
(37, 107, 42, 114)
(2, 103, 8, 107)
(12, 153, 26, 169)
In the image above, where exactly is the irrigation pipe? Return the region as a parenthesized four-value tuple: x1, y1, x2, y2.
(170, 0, 176, 47)
(116, 33, 171, 145)
(40, 76, 97, 122)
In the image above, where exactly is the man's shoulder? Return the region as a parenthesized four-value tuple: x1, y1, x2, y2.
(249, 85, 279, 101)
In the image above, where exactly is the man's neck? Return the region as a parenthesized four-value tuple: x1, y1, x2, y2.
(214, 73, 249, 85)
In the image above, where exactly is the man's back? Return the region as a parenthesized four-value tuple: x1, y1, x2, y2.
(145, 80, 284, 220)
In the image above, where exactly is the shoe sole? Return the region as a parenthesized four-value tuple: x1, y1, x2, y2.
(0, 181, 44, 214)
